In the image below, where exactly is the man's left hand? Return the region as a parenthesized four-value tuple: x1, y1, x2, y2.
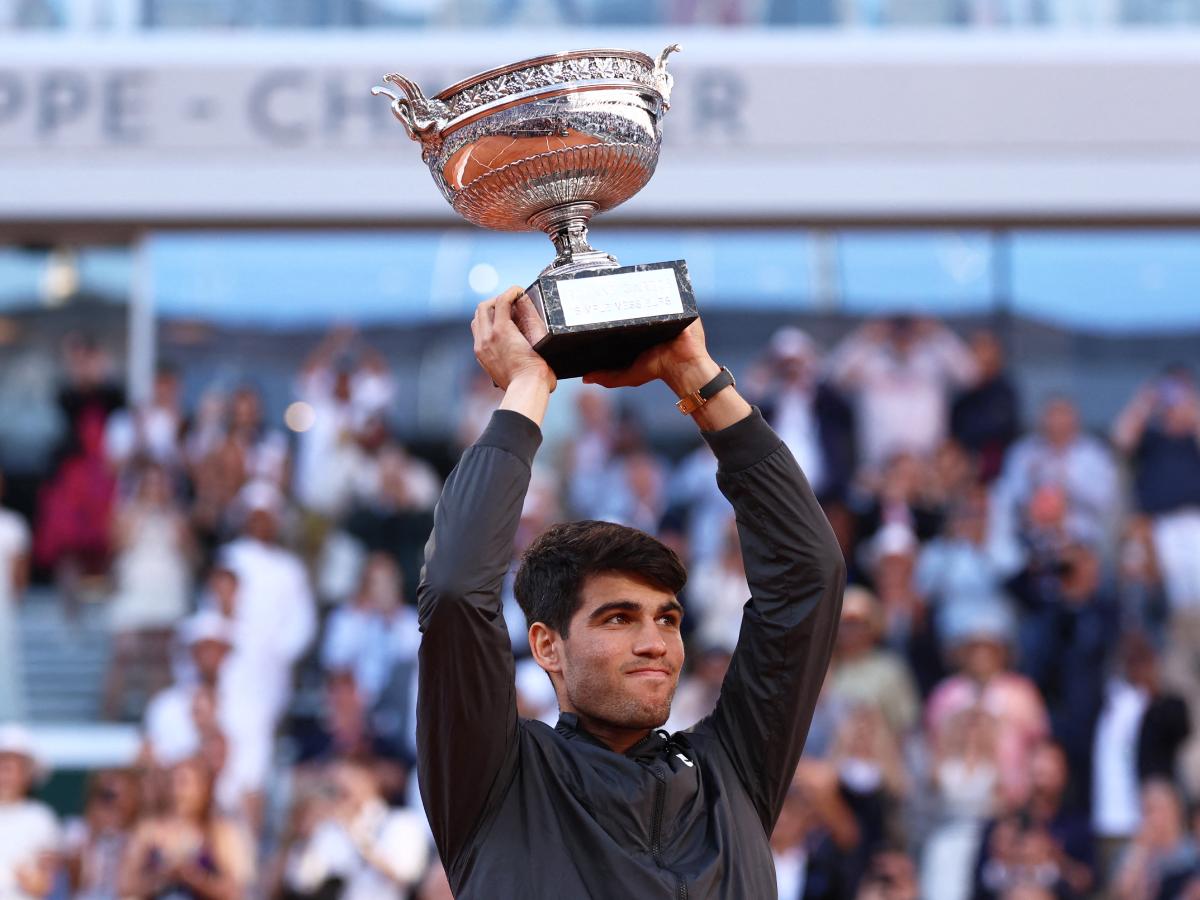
(581, 320, 719, 399)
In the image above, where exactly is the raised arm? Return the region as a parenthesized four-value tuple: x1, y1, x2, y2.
(417, 288, 555, 869)
(585, 320, 846, 833)
(698, 404, 845, 832)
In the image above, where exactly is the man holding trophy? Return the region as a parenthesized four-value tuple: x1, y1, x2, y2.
(377, 46, 846, 898)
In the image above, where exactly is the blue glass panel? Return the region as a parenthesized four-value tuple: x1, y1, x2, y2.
(839, 230, 995, 315)
(1011, 231, 1200, 332)
(148, 228, 816, 324)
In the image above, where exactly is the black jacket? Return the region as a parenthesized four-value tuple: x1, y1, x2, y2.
(417, 408, 845, 899)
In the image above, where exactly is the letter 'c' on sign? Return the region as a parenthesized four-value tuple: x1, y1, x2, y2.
(248, 70, 309, 145)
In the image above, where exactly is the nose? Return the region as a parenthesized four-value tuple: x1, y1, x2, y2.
(631, 623, 667, 659)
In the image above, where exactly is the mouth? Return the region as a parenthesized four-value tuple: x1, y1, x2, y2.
(625, 668, 672, 680)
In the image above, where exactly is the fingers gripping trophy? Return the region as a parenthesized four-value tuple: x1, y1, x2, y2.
(372, 46, 696, 379)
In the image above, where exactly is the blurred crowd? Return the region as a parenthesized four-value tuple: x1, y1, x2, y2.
(0, 314, 1198, 898)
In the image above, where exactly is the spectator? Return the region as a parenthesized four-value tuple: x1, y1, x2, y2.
(142, 611, 271, 830)
(294, 671, 389, 764)
(995, 395, 1121, 551)
(926, 604, 1049, 807)
(219, 480, 316, 731)
(1112, 779, 1199, 900)
(749, 327, 856, 503)
(117, 756, 254, 898)
(342, 442, 439, 596)
(562, 387, 619, 520)
(831, 704, 908, 874)
(665, 644, 731, 732)
(103, 462, 194, 720)
(853, 452, 946, 545)
(827, 586, 920, 738)
(863, 523, 943, 695)
(686, 515, 751, 654)
(293, 326, 396, 525)
(274, 761, 428, 899)
(226, 385, 289, 489)
(0, 725, 59, 900)
(34, 336, 122, 622)
(0, 469, 31, 722)
(104, 362, 186, 477)
(1113, 367, 1200, 612)
(321, 553, 420, 708)
(1093, 632, 1191, 884)
(62, 769, 141, 900)
(923, 704, 1002, 899)
(1117, 517, 1170, 645)
(601, 448, 669, 534)
(950, 330, 1021, 483)
(857, 851, 920, 899)
(454, 369, 501, 452)
(828, 316, 977, 469)
(772, 761, 860, 900)
(1006, 540, 1115, 722)
(973, 739, 1095, 899)
(917, 487, 1017, 650)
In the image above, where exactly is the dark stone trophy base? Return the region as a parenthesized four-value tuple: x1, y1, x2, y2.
(524, 260, 697, 380)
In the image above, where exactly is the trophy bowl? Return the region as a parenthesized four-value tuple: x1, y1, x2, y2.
(373, 46, 697, 379)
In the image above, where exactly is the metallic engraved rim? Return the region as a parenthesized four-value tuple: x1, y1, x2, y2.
(434, 49, 655, 101)
(440, 80, 661, 137)
(450, 142, 658, 231)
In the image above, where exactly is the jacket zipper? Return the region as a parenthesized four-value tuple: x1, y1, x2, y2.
(650, 764, 666, 866)
(650, 764, 688, 900)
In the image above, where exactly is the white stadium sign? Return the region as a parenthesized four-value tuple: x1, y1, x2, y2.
(1, 32, 1199, 224)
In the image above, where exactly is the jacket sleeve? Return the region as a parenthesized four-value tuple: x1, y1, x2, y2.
(691, 408, 846, 833)
(415, 409, 542, 870)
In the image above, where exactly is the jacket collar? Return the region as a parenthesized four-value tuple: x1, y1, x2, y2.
(554, 713, 671, 761)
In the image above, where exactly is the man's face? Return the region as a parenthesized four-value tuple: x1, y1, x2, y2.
(0, 753, 32, 802)
(553, 572, 685, 733)
(191, 639, 230, 683)
(1041, 399, 1078, 447)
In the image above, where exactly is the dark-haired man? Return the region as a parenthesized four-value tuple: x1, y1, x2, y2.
(417, 287, 846, 898)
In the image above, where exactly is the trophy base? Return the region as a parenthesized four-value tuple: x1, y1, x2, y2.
(524, 260, 697, 380)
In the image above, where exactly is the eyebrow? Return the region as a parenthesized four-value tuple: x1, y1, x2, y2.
(587, 599, 684, 623)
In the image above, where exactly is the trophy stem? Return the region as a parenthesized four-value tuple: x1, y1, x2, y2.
(530, 202, 620, 276)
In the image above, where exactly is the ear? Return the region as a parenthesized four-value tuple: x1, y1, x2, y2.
(528, 622, 563, 675)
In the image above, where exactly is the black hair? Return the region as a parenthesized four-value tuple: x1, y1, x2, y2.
(513, 520, 686, 638)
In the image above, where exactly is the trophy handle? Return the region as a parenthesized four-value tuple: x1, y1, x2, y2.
(653, 44, 682, 112)
(370, 73, 451, 142)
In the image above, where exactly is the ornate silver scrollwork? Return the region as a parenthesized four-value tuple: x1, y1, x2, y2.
(370, 73, 451, 144)
(653, 44, 682, 111)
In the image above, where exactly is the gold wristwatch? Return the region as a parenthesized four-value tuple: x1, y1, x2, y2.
(676, 366, 735, 415)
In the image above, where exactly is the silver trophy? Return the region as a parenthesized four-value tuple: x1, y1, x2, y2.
(372, 46, 696, 379)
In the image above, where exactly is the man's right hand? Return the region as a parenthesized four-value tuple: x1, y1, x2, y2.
(471, 287, 556, 394)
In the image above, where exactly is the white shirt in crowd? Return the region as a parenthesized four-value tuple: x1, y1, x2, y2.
(774, 847, 808, 900)
(219, 536, 317, 725)
(828, 327, 976, 467)
(321, 606, 420, 705)
(143, 676, 273, 806)
(284, 802, 428, 900)
(1092, 678, 1149, 839)
(772, 387, 827, 497)
(293, 367, 398, 518)
(0, 800, 60, 900)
